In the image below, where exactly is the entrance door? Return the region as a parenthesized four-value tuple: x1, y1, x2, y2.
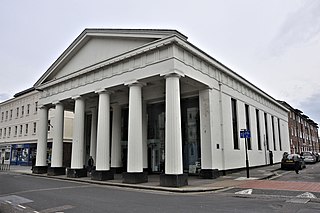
(181, 98, 200, 174)
(147, 103, 165, 173)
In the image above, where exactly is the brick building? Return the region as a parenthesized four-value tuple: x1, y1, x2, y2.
(279, 101, 319, 154)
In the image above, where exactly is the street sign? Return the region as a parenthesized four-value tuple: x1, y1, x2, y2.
(240, 129, 251, 138)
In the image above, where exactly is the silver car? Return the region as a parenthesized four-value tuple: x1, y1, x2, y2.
(301, 151, 317, 163)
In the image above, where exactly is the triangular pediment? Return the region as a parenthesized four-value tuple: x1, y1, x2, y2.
(35, 29, 187, 87)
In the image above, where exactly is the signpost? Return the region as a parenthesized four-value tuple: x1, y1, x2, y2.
(240, 129, 251, 178)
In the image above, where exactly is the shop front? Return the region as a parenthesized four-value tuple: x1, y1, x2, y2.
(10, 144, 37, 166)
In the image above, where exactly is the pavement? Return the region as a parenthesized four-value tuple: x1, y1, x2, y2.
(3, 164, 282, 193)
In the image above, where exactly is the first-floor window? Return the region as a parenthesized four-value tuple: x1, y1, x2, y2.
(25, 124, 28, 135)
(33, 122, 37, 134)
(20, 125, 23, 135)
(272, 116, 276, 151)
(278, 118, 282, 151)
(264, 113, 269, 150)
(231, 98, 239, 149)
(256, 109, 262, 150)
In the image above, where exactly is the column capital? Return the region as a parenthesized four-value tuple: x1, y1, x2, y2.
(95, 88, 113, 95)
(124, 80, 146, 87)
(52, 101, 63, 106)
(160, 70, 185, 78)
(72, 95, 82, 100)
(38, 104, 49, 110)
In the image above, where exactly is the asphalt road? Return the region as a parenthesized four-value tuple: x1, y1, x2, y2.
(1, 171, 320, 213)
(276, 160, 320, 182)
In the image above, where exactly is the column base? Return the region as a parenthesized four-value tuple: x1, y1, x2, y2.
(91, 170, 114, 181)
(32, 166, 48, 174)
(160, 173, 188, 187)
(199, 169, 220, 179)
(111, 167, 123, 174)
(47, 167, 66, 176)
(123, 172, 148, 184)
(66, 168, 87, 178)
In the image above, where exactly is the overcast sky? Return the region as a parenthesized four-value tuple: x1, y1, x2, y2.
(1, 0, 319, 124)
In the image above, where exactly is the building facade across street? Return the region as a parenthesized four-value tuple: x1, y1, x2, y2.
(0, 29, 318, 187)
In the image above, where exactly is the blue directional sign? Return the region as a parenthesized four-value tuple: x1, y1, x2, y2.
(240, 129, 251, 138)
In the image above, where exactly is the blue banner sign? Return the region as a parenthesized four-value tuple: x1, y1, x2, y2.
(240, 129, 251, 138)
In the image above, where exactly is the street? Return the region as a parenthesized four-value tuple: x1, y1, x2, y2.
(1, 163, 320, 212)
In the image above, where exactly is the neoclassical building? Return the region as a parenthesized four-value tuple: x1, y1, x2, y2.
(32, 29, 290, 187)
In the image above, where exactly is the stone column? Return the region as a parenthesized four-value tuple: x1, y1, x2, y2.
(123, 82, 148, 183)
(91, 89, 114, 180)
(160, 73, 188, 187)
(111, 103, 122, 173)
(33, 105, 49, 174)
(48, 101, 66, 176)
(67, 96, 87, 178)
(89, 107, 97, 164)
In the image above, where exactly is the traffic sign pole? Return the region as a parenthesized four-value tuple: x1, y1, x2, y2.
(245, 137, 249, 178)
(240, 129, 250, 178)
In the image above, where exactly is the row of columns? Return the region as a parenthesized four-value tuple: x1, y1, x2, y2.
(33, 73, 189, 187)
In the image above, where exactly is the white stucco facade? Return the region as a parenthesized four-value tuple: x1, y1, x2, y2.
(27, 29, 289, 185)
(0, 88, 74, 166)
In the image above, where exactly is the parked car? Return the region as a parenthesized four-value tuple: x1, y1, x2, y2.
(281, 154, 306, 170)
(300, 151, 317, 163)
(313, 152, 320, 162)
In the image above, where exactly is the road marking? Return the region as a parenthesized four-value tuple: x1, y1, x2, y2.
(235, 177, 258, 180)
(235, 189, 253, 195)
(17, 204, 26, 209)
(5, 200, 12, 204)
(297, 192, 317, 199)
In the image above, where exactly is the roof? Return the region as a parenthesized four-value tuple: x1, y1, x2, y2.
(34, 28, 187, 87)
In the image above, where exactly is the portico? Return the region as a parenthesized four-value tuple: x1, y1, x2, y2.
(32, 29, 290, 187)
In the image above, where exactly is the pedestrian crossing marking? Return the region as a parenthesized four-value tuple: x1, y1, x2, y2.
(297, 192, 317, 199)
(235, 189, 253, 195)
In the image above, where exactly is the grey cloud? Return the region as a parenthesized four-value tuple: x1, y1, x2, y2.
(269, 1, 320, 56)
(0, 93, 11, 102)
(297, 91, 320, 125)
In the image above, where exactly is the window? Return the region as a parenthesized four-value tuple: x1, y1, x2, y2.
(256, 109, 262, 150)
(33, 122, 37, 134)
(27, 104, 30, 115)
(1, 112, 3, 121)
(231, 98, 239, 149)
(10, 109, 12, 119)
(21, 106, 24, 117)
(8, 127, 11, 137)
(4, 128, 6, 137)
(35, 102, 38, 113)
(16, 107, 19, 118)
(25, 124, 28, 135)
(48, 120, 51, 131)
(0, 129, 2, 137)
(5, 111, 8, 120)
(245, 104, 251, 150)
(15, 126, 17, 136)
(19, 125, 23, 135)
(271, 116, 276, 151)
(264, 113, 269, 150)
